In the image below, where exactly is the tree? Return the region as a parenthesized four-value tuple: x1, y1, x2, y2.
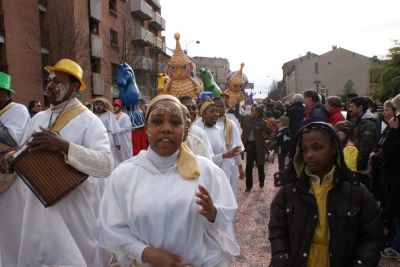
(268, 79, 280, 100)
(341, 79, 356, 102)
(370, 40, 400, 101)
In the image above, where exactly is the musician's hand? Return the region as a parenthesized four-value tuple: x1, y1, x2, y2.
(141, 247, 183, 267)
(196, 184, 217, 223)
(27, 126, 69, 154)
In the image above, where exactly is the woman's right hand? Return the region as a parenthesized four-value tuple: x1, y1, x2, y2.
(223, 146, 242, 159)
(141, 247, 184, 267)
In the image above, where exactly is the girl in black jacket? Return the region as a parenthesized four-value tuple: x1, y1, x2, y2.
(269, 122, 384, 267)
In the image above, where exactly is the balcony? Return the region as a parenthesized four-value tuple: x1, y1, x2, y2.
(131, 0, 152, 20)
(89, 0, 101, 21)
(92, 72, 104, 95)
(91, 34, 103, 58)
(149, 12, 165, 31)
(147, 0, 161, 10)
(152, 36, 164, 52)
(132, 56, 154, 71)
(132, 25, 153, 46)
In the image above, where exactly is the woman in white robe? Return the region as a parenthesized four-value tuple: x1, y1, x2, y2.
(196, 99, 242, 197)
(100, 95, 239, 267)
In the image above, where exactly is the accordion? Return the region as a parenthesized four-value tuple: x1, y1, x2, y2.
(12, 149, 88, 207)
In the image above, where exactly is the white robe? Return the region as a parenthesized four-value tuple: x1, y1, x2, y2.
(0, 103, 30, 267)
(100, 150, 239, 267)
(196, 122, 238, 196)
(189, 124, 213, 156)
(184, 133, 211, 159)
(98, 111, 122, 168)
(18, 98, 113, 267)
(216, 116, 244, 168)
(116, 112, 133, 162)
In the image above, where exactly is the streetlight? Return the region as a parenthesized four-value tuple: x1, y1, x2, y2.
(183, 39, 200, 54)
(314, 80, 321, 93)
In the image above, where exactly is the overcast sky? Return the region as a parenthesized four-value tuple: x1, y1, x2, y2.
(161, 0, 400, 96)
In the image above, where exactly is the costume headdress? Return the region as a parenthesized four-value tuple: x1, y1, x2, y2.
(168, 33, 192, 66)
(228, 63, 245, 88)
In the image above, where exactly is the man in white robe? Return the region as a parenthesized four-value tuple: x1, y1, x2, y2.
(17, 59, 113, 267)
(0, 72, 30, 267)
(93, 97, 123, 169)
(113, 99, 133, 162)
(214, 97, 245, 182)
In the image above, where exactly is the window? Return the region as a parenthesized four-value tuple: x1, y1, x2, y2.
(110, 29, 118, 50)
(109, 0, 117, 17)
(111, 63, 118, 84)
(314, 62, 319, 74)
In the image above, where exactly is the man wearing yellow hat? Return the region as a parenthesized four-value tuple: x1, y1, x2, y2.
(0, 71, 30, 267)
(17, 59, 113, 267)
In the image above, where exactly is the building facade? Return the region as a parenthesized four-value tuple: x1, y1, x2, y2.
(193, 56, 230, 90)
(0, 0, 169, 106)
(282, 47, 374, 98)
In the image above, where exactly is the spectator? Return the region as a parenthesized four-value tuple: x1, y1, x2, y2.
(275, 116, 290, 173)
(27, 100, 41, 117)
(303, 89, 328, 125)
(269, 122, 384, 267)
(346, 93, 358, 122)
(380, 95, 400, 260)
(335, 120, 358, 172)
(325, 96, 345, 125)
(235, 103, 271, 191)
(286, 94, 305, 145)
(348, 96, 379, 190)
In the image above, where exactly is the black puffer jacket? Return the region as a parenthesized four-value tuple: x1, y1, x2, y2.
(269, 122, 384, 267)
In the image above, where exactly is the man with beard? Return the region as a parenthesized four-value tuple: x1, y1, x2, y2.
(17, 59, 113, 267)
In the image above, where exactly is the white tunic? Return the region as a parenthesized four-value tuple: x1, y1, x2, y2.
(18, 98, 113, 267)
(189, 124, 213, 155)
(197, 121, 238, 196)
(184, 133, 211, 159)
(116, 112, 133, 162)
(98, 111, 122, 168)
(216, 116, 244, 167)
(0, 103, 30, 267)
(100, 149, 239, 267)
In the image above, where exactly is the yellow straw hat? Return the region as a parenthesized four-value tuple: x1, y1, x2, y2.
(44, 59, 86, 91)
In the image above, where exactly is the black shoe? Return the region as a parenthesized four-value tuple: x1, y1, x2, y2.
(260, 181, 264, 188)
(245, 188, 252, 192)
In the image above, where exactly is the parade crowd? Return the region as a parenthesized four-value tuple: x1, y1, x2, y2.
(0, 48, 400, 266)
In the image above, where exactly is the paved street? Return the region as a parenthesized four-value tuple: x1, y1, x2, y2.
(232, 158, 399, 267)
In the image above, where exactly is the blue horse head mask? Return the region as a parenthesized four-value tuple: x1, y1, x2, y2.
(116, 63, 145, 128)
(117, 63, 141, 107)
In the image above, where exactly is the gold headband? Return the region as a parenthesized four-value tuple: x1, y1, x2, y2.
(145, 94, 182, 121)
(199, 98, 215, 117)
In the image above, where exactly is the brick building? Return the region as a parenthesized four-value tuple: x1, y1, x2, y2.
(0, 0, 169, 107)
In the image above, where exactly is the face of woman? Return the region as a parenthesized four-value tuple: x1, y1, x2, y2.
(300, 130, 336, 178)
(383, 105, 394, 123)
(146, 100, 185, 156)
(303, 96, 313, 107)
(203, 104, 219, 127)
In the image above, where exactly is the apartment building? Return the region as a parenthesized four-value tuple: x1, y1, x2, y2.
(0, 0, 169, 106)
(281, 47, 374, 98)
(193, 56, 230, 90)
